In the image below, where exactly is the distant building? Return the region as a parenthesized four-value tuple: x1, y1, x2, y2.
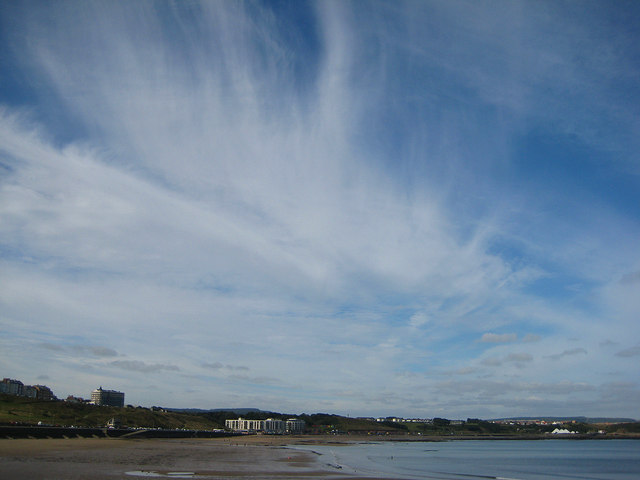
(1, 378, 56, 400)
(1, 378, 24, 396)
(226, 417, 305, 434)
(91, 387, 125, 407)
(264, 418, 286, 434)
(22, 384, 55, 401)
(34, 385, 56, 401)
(226, 417, 265, 432)
(375, 417, 432, 424)
(286, 418, 306, 434)
(23, 385, 38, 399)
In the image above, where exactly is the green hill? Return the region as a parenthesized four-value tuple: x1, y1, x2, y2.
(0, 394, 220, 430)
(3, 394, 638, 437)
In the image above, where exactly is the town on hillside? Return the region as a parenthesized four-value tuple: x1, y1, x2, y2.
(2, 376, 638, 438)
(1, 378, 124, 406)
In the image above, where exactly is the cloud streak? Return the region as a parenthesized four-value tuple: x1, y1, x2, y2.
(39, 343, 118, 358)
(480, 333, 518, 344)
(615, 346, 640, 358)
(547, 348, 588, 361)
(110, 361, 180, 374)
(0, 1, 638, 418)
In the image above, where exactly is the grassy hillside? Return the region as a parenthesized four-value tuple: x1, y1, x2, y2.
(0, 394, 220, 430)
(298, 413, 406, 434)
(3, 394, 638, 436)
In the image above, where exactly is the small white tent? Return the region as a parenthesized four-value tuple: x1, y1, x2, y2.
(551, 428, 575, 434)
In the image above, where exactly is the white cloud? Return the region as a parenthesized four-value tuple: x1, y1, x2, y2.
(481, 357, 503, 367)
(615, 346, 640, 358)
(522, 334, 541, 343)
(408, 312, 430, 328)
(0, 1, 638, 418)
(39, 343, 118, 358)
(506, 353, 533, 363)
(110, 361, 180, 374)
(480, 333, 518, 343)
(547, 348, 588, 360)
(202, 363, 249, 372)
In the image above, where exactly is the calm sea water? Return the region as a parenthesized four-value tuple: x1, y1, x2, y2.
(293, 439, 640, 480)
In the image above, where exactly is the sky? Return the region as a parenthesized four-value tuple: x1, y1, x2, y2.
(0, 1, 639, 420)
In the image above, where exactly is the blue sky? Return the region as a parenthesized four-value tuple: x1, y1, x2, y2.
(0, 1, 639, 419)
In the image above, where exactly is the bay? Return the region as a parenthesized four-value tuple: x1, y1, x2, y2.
(293, 439, 640, 479)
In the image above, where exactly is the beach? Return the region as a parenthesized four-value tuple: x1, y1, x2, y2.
(0, 435, 388, 479)
(5, 434, 637, 479)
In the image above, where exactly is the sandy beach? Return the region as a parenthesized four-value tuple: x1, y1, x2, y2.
(0, 435, 389, 479)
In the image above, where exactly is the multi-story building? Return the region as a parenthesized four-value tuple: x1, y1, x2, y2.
(0, 378, 24, 396)
(33, 385, 56, 401)
(23, 385, 38, 398)
(264, 418, 286, 434)
(2, 378, 56, 400)
(285, 418, 306, 434)
(91, 387, 125, 407)
(225, 417, 305, 434)
(225, 418, 266, 432)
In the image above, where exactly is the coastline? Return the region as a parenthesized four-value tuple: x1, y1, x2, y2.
(0, 436, 390, 480)
(2, 433, 638, 480)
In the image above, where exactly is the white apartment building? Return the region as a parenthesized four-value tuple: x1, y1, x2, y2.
(225, 417, 305, 434)
(226, 418, 267, 432)
(91, 387, 125, 407)
(285, 418, 306, 434)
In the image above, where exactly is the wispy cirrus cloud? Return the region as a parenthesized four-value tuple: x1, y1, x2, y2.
(546, 348, 588, 361)
(506, 353, 533, 363)
(110, 361, 180, 374)
(479, 333, 518, 344)
(0, 1, 638, 418)
(480, 352, 533, 368)
(39, 343, 118, 358)
(202, 362, 249, 372)
(615, 346, 640, 358)
(619, 271, 640, 285)
(522, 334, 541, 343)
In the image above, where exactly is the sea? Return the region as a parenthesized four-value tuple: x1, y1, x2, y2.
(292, 439, 640, 480)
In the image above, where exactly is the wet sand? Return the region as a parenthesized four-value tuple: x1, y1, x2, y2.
(0, 436, 389, 479)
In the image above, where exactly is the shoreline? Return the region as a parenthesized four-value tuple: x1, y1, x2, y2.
(1, 434, 638, 479)
(2, 424, 638, 442)
(0, 436, 387, 480)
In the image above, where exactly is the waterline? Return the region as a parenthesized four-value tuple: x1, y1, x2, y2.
(292, 439, 640, 480)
